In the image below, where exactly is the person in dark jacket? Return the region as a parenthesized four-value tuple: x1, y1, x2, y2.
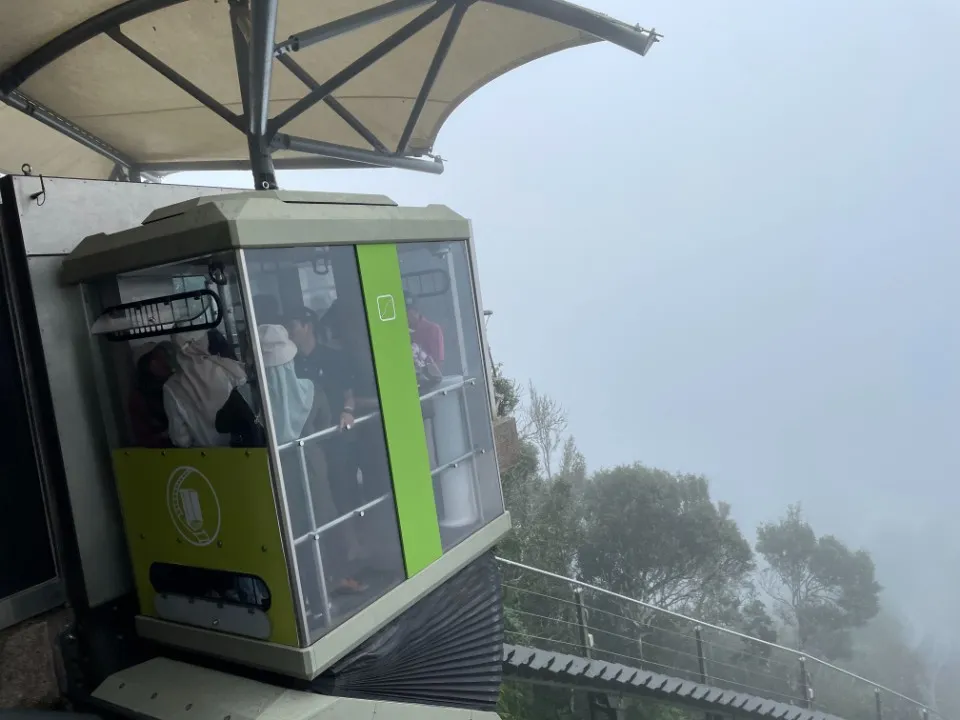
(128, 341, 176, 447)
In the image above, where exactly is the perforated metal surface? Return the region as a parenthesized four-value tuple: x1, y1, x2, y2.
(503, 644, 847, 720)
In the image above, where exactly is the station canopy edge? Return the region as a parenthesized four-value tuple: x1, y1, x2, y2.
(0, 0, 659, 180)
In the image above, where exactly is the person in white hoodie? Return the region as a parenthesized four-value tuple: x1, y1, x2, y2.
(163, 330, 248, 448)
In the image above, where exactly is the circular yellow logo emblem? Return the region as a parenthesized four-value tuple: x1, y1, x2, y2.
(166, 466, 221, 547)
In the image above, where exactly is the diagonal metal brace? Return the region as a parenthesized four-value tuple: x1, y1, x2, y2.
(267, 0, 453, 137)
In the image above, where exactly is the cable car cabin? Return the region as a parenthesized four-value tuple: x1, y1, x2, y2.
(60, 190, 511, 681)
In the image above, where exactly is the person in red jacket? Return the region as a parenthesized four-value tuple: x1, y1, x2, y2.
(405, 294, 445, 368)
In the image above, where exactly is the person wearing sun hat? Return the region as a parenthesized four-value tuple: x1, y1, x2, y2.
(258, 324, 367, 597)
(258, 323, 314, 445)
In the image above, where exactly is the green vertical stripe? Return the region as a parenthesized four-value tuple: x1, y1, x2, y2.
(356, 243, 442, 576)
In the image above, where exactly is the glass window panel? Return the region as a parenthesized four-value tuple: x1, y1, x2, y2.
(244, 246, 404, 642)
(398, 240, 505, 552)
(89, 252, 264, 452)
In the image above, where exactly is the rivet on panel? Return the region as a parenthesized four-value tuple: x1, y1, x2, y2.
(217, 540, 223, 548)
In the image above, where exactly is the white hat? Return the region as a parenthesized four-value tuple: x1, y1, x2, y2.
(259, 324, 297, 368)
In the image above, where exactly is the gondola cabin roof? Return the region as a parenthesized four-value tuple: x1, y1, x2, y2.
(61, 190, 470, 283)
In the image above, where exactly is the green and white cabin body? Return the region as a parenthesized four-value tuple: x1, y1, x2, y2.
(62, 190, 511, 709)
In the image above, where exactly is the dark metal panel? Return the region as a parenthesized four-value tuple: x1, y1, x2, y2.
(501, 644, 848, 720)
(314, 550, 504, 711)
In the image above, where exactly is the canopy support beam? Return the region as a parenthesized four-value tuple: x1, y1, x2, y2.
(140, 157, 383, 174)
(248, 0, 279, 189)
(0, 0, 190, 94)
(397, 0, 470, 154)
(0, 90, 137, 170)
(229, 0, 278, 189)
(275, 0, 436, 56)
(277, 55, 389, 153)
(272, 133, 444, 174)
(106, 29, 245, 132)
(267, 1, 453, 137)
(0, 0, 658, 185)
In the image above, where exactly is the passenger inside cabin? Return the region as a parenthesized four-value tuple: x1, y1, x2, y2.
(285, 305, 364, 515)
(163, 330, 250, 448)
(129, 341, 176, 448)
(206, 328, 237, 361)
(319, 300, 394, 507)
(253, 294, 283, 326)
(259, 323, 365, 594)
(259, 323, 315, 446)
(405, 294, 445, 368)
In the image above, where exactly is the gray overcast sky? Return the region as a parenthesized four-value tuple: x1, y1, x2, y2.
(173, 0, 960, 632)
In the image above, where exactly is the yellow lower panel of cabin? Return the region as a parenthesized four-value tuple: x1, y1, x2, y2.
(112, 448, 298, 647)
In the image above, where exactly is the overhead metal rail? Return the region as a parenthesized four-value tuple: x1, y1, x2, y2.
(0, 0, 660, 185)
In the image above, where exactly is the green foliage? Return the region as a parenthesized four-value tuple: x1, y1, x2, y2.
(579, 466, 755, 616)
(492, 365, 917, 718)
(756, 504, 881, 660)
(493, 362, 521, 417)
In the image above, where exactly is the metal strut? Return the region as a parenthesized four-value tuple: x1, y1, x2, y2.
(0, 0, 660, 185)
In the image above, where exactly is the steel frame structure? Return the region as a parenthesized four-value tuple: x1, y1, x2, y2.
(0, 0, 659, 186)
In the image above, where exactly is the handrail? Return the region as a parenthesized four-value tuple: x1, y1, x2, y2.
(275, 375, 475, 451)
(495, 556, 937, 715)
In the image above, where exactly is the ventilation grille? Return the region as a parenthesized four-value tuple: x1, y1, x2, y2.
(313, 550, 504, 710)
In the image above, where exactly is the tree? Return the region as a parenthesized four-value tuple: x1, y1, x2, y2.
(574, 463, 767, 687)
(756, 504, 881, 660)
(579, 465, 756, 617)
(492, 362, 520, 417)
(519, 382, 567, 480)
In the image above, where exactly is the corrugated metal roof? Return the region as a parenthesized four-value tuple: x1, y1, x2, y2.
(503, 644, 847, 720)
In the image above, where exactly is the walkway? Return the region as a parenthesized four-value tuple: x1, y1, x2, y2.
(497, 558, 939, 720)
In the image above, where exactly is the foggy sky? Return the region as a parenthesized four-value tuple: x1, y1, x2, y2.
(172, 0, 960, 637)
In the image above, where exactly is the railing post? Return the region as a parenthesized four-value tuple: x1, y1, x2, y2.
(922, 709, 929, 720)
(573, 587, 592, 658)
(695, 625, 708, 684)
(875, 688, 882, 720)
(799, 656, 811, 709)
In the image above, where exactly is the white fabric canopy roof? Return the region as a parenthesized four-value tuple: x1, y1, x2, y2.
(0, 0, 657, 180)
